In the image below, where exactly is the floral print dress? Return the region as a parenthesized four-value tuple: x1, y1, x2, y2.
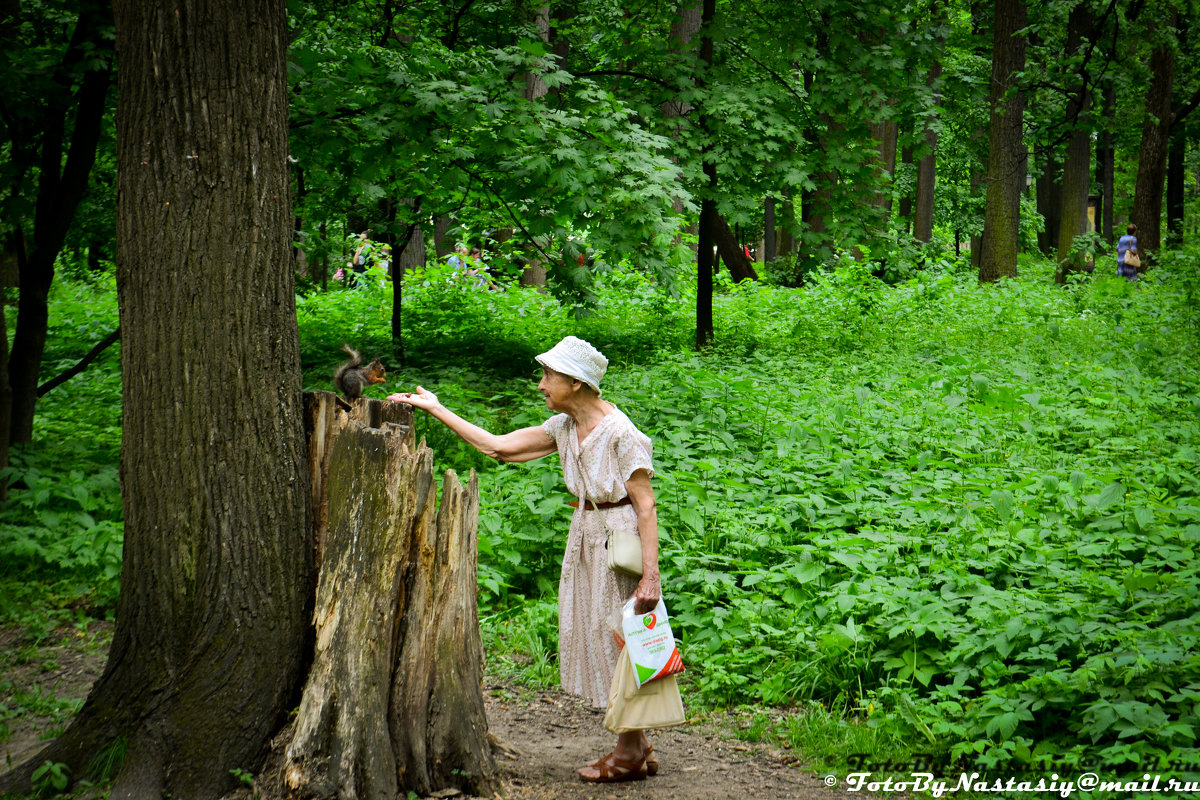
(542, 406, 655, 708)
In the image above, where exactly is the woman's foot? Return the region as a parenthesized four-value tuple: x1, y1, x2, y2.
(645, 744, 658, 776)
(577, 751, 648, 783)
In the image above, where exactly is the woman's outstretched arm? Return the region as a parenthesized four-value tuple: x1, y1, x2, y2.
(388, 386, 556, 463)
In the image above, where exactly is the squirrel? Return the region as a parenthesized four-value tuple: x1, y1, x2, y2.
(333, 345, 386, 402)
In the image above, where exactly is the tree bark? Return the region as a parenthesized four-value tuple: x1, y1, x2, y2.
(389, 465, 495, 797)
(868, 117, 899, 217)
(695, 0, 716, 349)
(1054, 1, 1095, 283)
(978, 0, 1027, 283)
(0, 284, 9, 501)
(1131, 8, 1178, 262)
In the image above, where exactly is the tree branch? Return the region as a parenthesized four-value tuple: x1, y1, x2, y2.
(573, 70, 675, 90)
(37, 327, 120, 397)
(1172, 85, 1200, 125)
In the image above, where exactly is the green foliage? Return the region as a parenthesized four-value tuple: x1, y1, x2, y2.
(10, 247, 1200, 782)
(31, 760, 70, 797)
(2, 279, 123, 624)
(423, 254, 1200, 777)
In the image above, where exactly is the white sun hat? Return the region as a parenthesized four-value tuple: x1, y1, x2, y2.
(535, 336, 608, 395)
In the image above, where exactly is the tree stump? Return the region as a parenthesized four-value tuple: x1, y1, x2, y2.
(285, 394, 497, 799)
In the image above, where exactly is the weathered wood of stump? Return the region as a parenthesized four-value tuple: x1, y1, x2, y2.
(391, 468, 492, 794)
(304, 392, 414, 572)
(286, 393, 496, 799)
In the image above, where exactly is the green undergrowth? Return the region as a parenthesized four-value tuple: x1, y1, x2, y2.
(5, 251, 1200, 789)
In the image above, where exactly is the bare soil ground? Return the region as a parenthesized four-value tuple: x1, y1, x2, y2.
(2, 623, 863, 799)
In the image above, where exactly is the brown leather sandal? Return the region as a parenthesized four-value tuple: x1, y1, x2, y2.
(645, 745, 659, 776)
(578, 752, 648, 783)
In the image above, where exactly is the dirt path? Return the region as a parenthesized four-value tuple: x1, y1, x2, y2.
(2, 624, 857, 799)
(484, 680, 844, 800)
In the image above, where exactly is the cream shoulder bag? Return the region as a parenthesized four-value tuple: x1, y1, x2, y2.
(574, 448, 643, 578)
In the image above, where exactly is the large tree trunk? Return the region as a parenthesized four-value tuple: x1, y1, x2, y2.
(0, 1, 314, 796)
(1131, 8, 1178, 263)
(978, 0, 1028, 283)
(6, 1, 112, 445)
(1054, 2, 1095, 283)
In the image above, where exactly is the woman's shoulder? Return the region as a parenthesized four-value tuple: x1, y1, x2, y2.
(542, 412, 573, 439)
(606, 407, 652, 442)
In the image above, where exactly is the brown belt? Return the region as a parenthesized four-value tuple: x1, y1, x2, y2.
(568, 497, 633, 510)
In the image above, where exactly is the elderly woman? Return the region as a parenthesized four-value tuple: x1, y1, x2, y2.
(387, 336, 663, 783)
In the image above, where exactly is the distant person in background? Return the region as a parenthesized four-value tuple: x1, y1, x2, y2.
(350, 231, 371, 276)
(1117, 224, 1139, 281)
(446, 244, 468, 270)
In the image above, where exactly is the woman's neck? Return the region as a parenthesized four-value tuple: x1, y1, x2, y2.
(563, 395, 611, 431)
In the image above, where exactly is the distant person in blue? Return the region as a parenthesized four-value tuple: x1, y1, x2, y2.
(446, 245, 468, 270)
(1117, 223, 1139, 281)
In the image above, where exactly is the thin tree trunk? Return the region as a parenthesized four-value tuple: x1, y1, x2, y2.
(1166, 127, 1185, 246)
(915, 2, 945, 244)
(899, 144, 914, 232)
(664, 2, 702, 235)
(1131, 8, 1178, 262)
(868, 117, 899, 217)
(7, 2, 112, 444)
(763, 195, 777, 262)
(978, 0, 1028, 283)
(0, 283, 9, 501)
(1037, 150, 1062, 255)
(432, 214, 453, 257)
(713, 214, 758, 282)
(779, 188, 795, 257)
(391, 204, 424, 365)
(1055, 2, 1095, 283)
(1097, 82, 1116, 243)
(695, 0, 716, 348)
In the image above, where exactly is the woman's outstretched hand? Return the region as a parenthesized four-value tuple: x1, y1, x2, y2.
(387, 386, 440, 411)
